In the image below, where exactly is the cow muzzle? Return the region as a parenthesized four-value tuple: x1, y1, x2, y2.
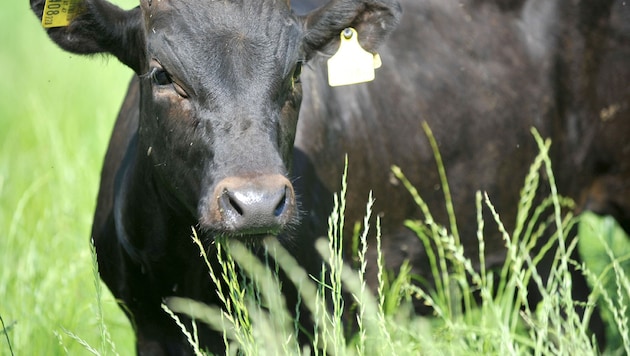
(201, 174, 296, 236)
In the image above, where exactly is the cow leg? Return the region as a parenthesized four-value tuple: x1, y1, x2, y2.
(114, 283, 199, 355)
(134, 320, 196, 356)
(135, 332, 186, 356)
(95, 220, 210, 355)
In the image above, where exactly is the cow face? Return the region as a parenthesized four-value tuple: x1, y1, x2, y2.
(135, 0, 306, 237)
(31, 0, 401, 239)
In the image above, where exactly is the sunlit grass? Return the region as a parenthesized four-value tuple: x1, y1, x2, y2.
(160, 131, 629, 355)
(0, 0, 137, 354)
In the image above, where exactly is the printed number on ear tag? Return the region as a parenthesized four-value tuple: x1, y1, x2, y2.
(327, 28, 382, 87)
(41, 0, 82, 28)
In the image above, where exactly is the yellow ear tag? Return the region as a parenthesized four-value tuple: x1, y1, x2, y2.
(327, 28, 382, 87)
(41, 0, 82, 28)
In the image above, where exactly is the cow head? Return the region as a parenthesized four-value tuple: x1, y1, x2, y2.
(31, 0, 401, 240)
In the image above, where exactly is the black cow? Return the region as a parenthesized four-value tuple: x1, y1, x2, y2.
(298, 0, 629, 348)
(31, 0, 400, 354)
(300, 0, 629, 347)
(294, 0, 629, 348)
(31, 0, 630, 353)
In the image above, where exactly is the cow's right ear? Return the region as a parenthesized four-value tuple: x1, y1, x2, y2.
(30, 0, 145, 74)
(301, 0, 402, 59)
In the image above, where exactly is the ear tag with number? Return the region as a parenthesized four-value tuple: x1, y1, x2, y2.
(41, 0, 82, 28)
(327, 28, 382, 87)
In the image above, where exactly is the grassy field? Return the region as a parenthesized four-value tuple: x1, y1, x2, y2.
(2, 1, 630, 355)
(0, 0, 137, 354)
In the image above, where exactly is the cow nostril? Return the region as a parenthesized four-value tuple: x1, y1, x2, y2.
(273, 187, 288, 217)
(228, 195, 244, 216)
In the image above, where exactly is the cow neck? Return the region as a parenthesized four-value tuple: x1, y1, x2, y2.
(114, 134, 195, 272)
(113, 133, 146, 268)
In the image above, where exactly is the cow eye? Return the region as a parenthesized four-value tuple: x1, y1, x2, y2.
(149, 67, 188, 98)
(152, 69, 173, 86)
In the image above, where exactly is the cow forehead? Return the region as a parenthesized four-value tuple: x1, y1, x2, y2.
(142, 0, 301, 59)
(142, 0, 304, 94)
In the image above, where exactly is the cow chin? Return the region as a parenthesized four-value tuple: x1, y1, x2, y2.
(194, 224, 298, 252)
(220, 232, 280, 247)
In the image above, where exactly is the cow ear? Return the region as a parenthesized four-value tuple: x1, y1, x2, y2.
(30, 0, 145, 74)
(302, 0, 402, 59)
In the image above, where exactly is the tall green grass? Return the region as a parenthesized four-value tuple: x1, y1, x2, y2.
(2, 1, 630, 355)
(1, 0, 137, 354)
(161, 131, 629, 355)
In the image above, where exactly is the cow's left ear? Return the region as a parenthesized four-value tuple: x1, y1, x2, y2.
(30, 0, 145, 74)
(301, 0, 402, 59)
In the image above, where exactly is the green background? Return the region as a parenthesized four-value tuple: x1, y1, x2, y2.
(1, 0, 137, 353)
